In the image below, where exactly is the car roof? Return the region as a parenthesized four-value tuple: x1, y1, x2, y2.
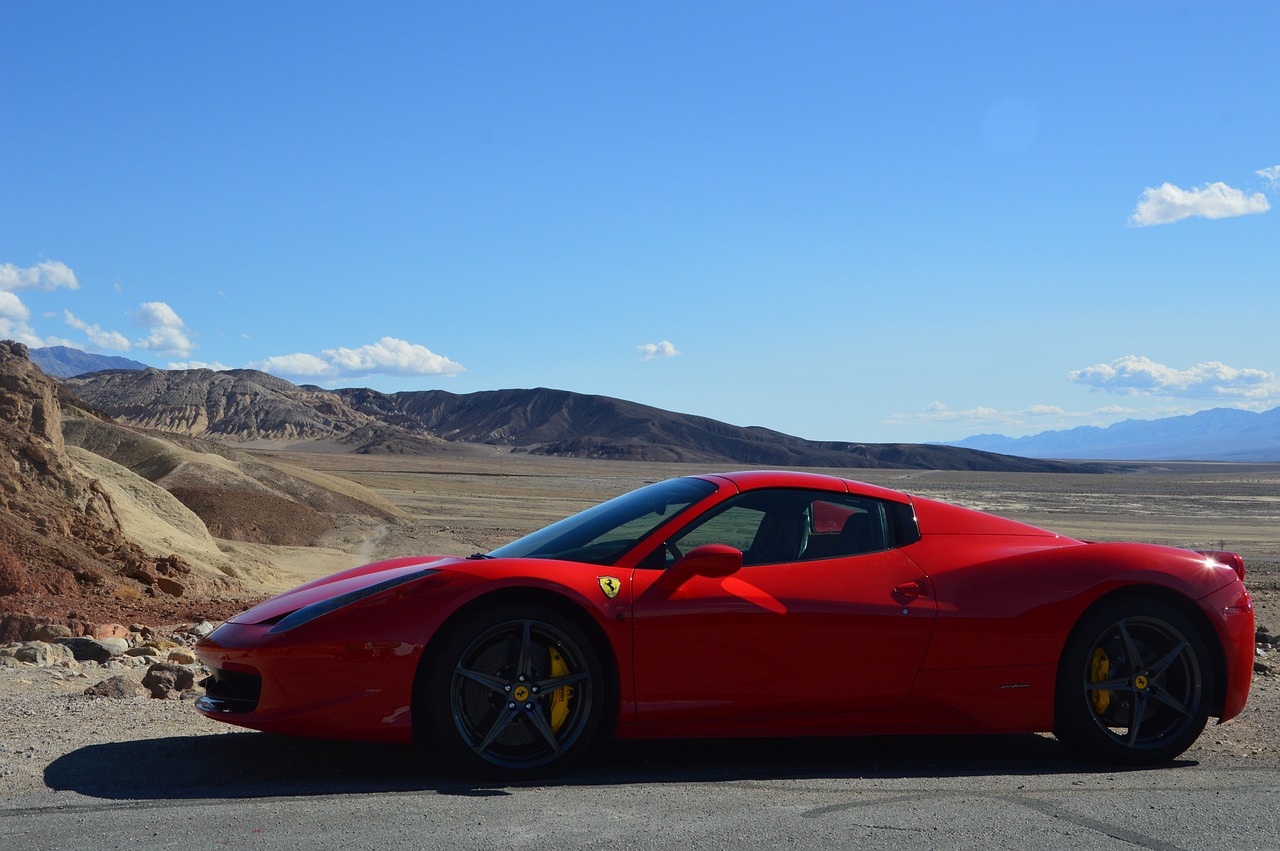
(697, 470, 911, 504)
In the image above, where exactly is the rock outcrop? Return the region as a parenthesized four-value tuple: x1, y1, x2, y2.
(65, 367, 396, 442)
(0, 341, 224, 619)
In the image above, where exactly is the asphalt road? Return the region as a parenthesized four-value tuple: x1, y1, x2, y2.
(3, 733, 1277, 850)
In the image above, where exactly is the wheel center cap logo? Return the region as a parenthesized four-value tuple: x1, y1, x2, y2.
(513, 685, 530, 701)
(1134, 674, 1149, 690)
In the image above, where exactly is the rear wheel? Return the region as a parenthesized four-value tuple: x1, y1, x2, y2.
(1054, 598, 1213, 764)
(420, 603, 604, 776)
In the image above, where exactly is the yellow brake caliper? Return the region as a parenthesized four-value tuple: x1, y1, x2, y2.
(1089, 647, 1111, 714)
(547, 646, 574, 733)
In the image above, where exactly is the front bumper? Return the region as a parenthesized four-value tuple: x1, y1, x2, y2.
(195, 621, 421, 743)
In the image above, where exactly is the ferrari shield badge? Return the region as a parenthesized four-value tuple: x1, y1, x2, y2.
(597, 576, 621, 599)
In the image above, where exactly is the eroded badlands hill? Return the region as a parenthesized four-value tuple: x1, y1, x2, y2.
(68, 370, 1083, 472)
(0, 343, 400, 632)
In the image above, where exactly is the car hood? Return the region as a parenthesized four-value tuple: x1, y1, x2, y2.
(226, 555, 464, 625)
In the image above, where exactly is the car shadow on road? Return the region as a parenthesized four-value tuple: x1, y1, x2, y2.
(43, 731, 1193, 801)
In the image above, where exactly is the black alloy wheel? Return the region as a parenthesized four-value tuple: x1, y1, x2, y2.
(421, 603, 604, 776)
(1055, 598, 1214, 764)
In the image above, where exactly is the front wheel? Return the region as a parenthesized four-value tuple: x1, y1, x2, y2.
(420, 602, 604, 776)
(1054, 598, 1214, 764)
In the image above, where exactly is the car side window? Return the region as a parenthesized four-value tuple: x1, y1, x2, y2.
(673, 504, 767, 556)
(802, 498, 888, 560)
(666, 489, 897, 567)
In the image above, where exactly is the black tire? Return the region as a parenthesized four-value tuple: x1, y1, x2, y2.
(1054, 597, 1214, 764)
(419, 602, 604, 777)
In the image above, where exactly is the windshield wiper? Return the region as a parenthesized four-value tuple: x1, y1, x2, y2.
(467, 552, 493, 560)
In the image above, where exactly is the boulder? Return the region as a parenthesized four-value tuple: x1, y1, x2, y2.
(187, 621, 216, 638)
(155, 576, 185, 597)
(56, 637, 125, 663)
(142, 661, 197, 699)
(84, 675, 148, 699)
(32, 623, 73, 642)
(0, 614, 48, 643)
(13, 641, 76, 666)
(97, 637, 130, 657)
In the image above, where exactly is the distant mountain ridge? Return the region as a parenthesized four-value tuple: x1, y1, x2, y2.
(63, 366, 1081, 472)
(30, 346, 149, 378)
(949, 406, 1280, 462)
(335, 386, 1080, 470)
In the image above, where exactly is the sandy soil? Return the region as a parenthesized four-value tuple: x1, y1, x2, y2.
(2, 453, 1275, 798)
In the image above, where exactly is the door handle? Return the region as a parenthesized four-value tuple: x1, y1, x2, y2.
(893, 580, 927, 598)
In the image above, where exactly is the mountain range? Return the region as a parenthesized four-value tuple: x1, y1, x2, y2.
(60, 364, 1080, 472)
(38, 345, 1276, 464)
(949, 406, 1280, 462)
(29, 346, 150, 378)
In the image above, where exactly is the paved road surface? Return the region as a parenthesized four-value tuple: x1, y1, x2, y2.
(3, 733, 1277, 849)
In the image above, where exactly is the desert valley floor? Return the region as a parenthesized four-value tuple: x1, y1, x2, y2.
(255, 449, 1280, 602)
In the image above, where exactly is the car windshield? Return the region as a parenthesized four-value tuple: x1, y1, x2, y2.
(487, 477, 717, 565)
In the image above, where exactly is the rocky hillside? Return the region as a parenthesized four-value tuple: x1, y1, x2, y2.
(0, 341, 221, 627)
(62, 415, 399, 546)
(347, 387, 1086, 471)
(65, 367, 443, 452)
(68, 371, 1083, 472)
(1, 342, 402, 633)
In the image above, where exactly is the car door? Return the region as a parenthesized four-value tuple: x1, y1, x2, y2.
(629, 489, 937, 723)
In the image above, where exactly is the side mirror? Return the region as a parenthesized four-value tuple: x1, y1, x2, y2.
(671, 544, 743, 578)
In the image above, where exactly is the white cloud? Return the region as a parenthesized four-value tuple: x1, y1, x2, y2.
(0, 261, 80, 293)
(0, 320, 44, 347)
(131, 301, 195, 357)
(0, 291, 31, 321)
(884, 401, 1143, 431)
(0, 291, 43, 345)
(252, 337, 465, 379)
(323, 337, 465, 376)
(168, 360, 231, 371)
(135, 301, 184, 330)
(63, 310, 133, 351)
(884, 402, 1003, 427)
(638, 340, 680, 361)
(254, 352, 341, 377)
(1128, 181, 1270, 226)
(1257, 165, 1280, 189)
(1069, 355, 1279, 401)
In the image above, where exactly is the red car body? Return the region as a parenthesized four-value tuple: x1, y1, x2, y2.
(196, 471, 1253, 771)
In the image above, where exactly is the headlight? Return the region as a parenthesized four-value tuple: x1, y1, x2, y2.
(267, 568, 437, 635)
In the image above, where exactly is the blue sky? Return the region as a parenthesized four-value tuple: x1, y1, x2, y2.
(2, 2, 1277, 443)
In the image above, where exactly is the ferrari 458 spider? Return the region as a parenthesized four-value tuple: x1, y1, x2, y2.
(195, 471, 1254, 774)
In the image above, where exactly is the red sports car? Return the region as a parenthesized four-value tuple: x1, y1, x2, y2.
(195, 470, 1254, 774)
